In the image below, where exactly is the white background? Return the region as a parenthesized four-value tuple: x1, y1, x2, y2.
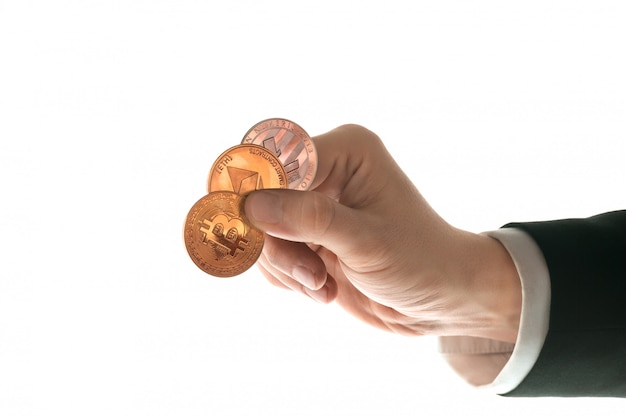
(1, 1, 625, 416)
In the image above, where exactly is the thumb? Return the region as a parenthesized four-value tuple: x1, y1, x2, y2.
(244, 189, 367, 256)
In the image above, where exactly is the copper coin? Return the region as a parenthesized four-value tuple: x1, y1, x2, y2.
(241, 118, 317, 190)
(208, 144, 288, 194)
(184, 191, 263, 277)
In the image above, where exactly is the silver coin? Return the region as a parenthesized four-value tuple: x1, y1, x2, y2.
(241, 118, 317, 191)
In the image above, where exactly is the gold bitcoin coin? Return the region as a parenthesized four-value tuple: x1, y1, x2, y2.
(242, 118, 317, 190)
(184, 191, 263, 277)
(208, 144, 288, 194)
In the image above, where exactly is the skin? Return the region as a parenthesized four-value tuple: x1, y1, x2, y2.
(244, 124, 522, 344)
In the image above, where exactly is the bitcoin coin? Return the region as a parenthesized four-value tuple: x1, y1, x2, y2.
(184, 191, 263, 277)
(208, 144, 288, 194)
(241, 118, 317, 190)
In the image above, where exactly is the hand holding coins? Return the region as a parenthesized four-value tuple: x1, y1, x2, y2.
(184, 118, 317, 277)
(187, 121, 527, 359)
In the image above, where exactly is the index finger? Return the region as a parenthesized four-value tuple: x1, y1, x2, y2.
(309, 124, 398, 205)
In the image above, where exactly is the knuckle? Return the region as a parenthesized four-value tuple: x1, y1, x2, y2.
(303, 192, 336, 241)
(337, 124, 383, 146)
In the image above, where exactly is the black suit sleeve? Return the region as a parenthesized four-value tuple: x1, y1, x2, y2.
(502, 210, 626, 397)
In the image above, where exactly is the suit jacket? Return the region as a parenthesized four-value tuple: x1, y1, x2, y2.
(503, 210, 626, 397)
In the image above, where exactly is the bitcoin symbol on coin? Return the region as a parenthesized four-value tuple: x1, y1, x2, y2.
(184, 191, 263, 278)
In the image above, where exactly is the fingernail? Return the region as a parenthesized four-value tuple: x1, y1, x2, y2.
(245, 191, 282, 224)
(304, 286, 329, 304)
(292, 266, 318, 290)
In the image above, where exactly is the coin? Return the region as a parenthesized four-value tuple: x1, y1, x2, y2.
(208, 144, 288, 194)
(184, 191, 264, 277)
(241, 118, 317, 190)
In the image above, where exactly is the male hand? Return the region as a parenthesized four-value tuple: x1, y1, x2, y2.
(244, 124, 521, 342)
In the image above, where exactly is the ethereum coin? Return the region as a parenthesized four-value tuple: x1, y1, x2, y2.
(241, 118, 317, 190)
(208, 144, 288, 194)
(184, 191, 264, 277)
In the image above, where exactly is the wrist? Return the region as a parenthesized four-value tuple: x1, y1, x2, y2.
(446, 230, 522, 343)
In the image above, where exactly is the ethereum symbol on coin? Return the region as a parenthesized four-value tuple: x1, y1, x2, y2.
(227, 166, 264, 195)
